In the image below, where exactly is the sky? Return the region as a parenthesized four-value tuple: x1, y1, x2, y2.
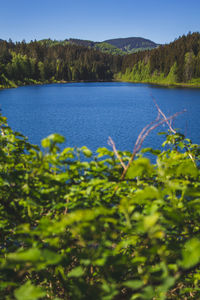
(0, 0, 199, 44)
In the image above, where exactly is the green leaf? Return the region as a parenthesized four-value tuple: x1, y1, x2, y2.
(143, 213, 159, 231)
(14, 281, 45, 300)
(94, 257, 107, 266)
(41, 133, 65, 147)
(176, 160, 198, 178)
(68, 266, 84, 278)
(141, 147, 161, 156)
(41, 137, 51, 148)
(182, 238, 200, 268)
(126, 157, 153, 179)
(124, 280, 143, 290)
(96, 147, 114, 157)
(82, 148, 92, 157)
(41, 249, 61, 265)
(8, 248, 41, 262)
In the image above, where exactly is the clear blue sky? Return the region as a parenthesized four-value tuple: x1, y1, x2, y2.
(0, 0, 199, 44)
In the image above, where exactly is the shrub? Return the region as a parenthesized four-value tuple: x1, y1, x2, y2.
(0, 114, 200, 299)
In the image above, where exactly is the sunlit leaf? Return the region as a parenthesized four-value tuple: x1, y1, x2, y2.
(14, 281, 45, 300)
(68, 266, 84, 277)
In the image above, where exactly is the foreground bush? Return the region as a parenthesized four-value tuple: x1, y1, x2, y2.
(0, 114, 200, 299)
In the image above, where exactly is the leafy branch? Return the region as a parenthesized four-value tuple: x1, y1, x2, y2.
(108, 99, 186, 180)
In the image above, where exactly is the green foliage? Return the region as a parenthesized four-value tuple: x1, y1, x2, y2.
(1, 32, 200, 89)
(184, 51, 195, 81)
(118, 32, 200, 86)
(14, 281, 45, 300)
(0, 39, 119, 88)
(1, 115, 200, 299)
(95, 43, 125, 55)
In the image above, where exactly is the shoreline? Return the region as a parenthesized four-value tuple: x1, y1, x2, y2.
(1, 78, 200, 91)
(114, 78, 200, 89)
(0, 79, 114, 91)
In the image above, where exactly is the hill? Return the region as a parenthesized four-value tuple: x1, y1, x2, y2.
(0, 39, 120, 89)
(38, 37, 159, 55)
(117, 32, 200, 85)
(67, 38, 96, 48)
(104, 37, 159, 53)
(67, 37, 159, 55)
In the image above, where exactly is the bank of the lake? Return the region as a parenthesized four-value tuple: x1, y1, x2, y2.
(1, 77, 200, 91)
(115, 78, 200, 89)
(114, 72, 200, 89)
(0, 79, 114, 90)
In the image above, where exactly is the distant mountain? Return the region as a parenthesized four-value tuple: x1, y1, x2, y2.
(67, 37, 159, 55)
(103, 37, 159, 53)
(66, 38, 124, 54)
(39, 37, 159, 55)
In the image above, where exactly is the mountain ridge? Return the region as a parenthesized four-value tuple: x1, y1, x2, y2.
(35, 36, 159, 55)
(67, 37, 159, 54)
(0, 36, 159, 55)
(103, 37, 158, 52)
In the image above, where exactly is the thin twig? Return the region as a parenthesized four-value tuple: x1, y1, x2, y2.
(108, 136, 126, 169)
(133, 111, 161, 154)
(120, 109, 186, 181)
(188, 152, 196, 165)
(151, 95, 177, 133)
(108, 99, 187, 195)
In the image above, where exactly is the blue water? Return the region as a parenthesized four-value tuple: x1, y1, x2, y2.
(0, 82, 200, 152)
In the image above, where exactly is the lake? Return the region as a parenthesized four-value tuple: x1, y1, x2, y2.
(0, 82, 200, 152)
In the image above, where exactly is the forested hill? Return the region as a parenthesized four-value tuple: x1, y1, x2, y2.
(68, 38, 96, 48)
(0, 32, 200, 88)
(0, 40, 122, 88)
(104, 37, 158, 53)
(38, 37, 158, 55)
(118, 32, 200, 85)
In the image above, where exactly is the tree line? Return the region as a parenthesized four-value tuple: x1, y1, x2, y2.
(118, 32, 200, 84)
(0, 39, 122, 88)
(0, 32, 200, 88)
